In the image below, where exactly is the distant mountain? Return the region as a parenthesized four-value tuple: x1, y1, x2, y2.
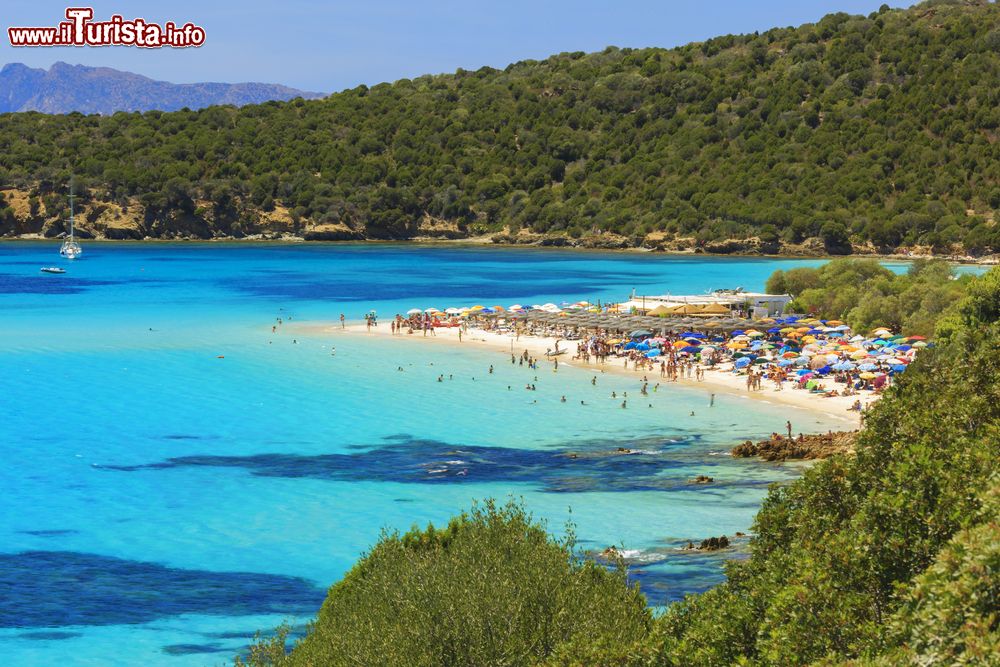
(0, 62, 324, 114)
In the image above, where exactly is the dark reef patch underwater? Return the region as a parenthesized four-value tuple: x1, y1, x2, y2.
(0, 551, 327, 628)
(97, 434, 775, 494)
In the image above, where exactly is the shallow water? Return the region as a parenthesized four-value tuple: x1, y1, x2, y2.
(0, 243, 960, 665)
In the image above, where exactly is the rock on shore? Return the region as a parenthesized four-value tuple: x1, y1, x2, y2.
(732, 431, 857, 461)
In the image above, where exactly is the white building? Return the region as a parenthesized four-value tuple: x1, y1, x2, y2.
(619, 289, 792, 318)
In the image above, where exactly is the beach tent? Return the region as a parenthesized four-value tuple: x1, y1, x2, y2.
(647, 304, 674, 317)
(699, 303, 731, 315)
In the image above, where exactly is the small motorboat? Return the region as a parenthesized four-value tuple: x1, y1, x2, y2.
(41, 267, 66, 274)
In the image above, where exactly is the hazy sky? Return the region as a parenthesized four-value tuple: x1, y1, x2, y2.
(2, 1, 915, 92)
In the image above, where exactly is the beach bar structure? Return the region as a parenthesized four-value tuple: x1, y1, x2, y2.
(620, 290, 793, 318)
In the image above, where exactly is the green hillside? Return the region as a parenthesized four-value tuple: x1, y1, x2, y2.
(2, 0, 1000, 253)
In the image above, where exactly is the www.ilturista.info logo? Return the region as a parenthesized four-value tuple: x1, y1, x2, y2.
(8, 8, 205, 48)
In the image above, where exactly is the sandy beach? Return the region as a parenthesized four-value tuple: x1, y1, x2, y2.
(293, 321, 868, 428)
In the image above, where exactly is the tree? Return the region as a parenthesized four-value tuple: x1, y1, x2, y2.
(240, 500, 651, 666)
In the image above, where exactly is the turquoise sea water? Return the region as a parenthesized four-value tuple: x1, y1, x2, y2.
(0, 243, 975, 666)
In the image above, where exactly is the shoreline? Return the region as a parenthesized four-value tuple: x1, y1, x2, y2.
(2, 236, 995, 265)
(292, 320, 865, 427)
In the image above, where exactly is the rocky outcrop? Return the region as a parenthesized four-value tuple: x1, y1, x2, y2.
(683, 535, 731, 551)
(732, 431, 857, 461)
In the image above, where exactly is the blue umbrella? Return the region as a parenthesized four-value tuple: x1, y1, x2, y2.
(767, 327, 781, 333)
(891, 364, 907, 373)
(636, 342, 651, 351)
(681, 345, 702, 354)
(778, 359, 794, 367)
(734, 357, 752, 368)
(731, 329, 746, 336)
(858, 363, 878, 371)
(646, 349, 661, 358)
(682, 332, 706, 339)
(624, 342, 637, 350)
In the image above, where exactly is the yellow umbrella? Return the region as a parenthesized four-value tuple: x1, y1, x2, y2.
(859, 372, 876, 380)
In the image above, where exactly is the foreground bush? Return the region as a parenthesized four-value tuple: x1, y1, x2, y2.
(239, 500, 650, 666)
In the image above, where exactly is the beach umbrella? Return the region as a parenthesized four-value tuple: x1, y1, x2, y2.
(681, 345, 702, 354)
(795, 356, 811, 366)
(859, 372, 877, 380)
(754, 357, 771, 365)
(406, 308, 422, 315)
(912, 341, 928, 348)
(809, 356, 827, 370)
(646, 349, 661, 358)
(778, 359, 794, 367)
(629, 329, 652, 339)
(858, 363, 878, 371)
(734, 357, 753, 368)
(767, 327, 781, 333)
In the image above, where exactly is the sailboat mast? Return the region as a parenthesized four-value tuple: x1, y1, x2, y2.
(69, 180, 75, 241)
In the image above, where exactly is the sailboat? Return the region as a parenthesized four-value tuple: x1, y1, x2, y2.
(59, 181, 83, 260)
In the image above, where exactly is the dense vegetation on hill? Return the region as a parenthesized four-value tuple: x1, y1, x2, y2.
(2, 0, 1000, 252)
(240, 266, 999, 666)
(766, 257, 974, 335)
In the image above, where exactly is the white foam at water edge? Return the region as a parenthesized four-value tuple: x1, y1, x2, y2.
(618, 549, 668, 564)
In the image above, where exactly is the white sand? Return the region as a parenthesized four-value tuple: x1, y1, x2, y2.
(293, 321, 872, 428)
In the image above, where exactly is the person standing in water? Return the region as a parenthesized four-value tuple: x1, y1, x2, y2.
(340, 313, 345, 329)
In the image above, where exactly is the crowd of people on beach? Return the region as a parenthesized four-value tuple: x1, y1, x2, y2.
(377, 306, 926, 413)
